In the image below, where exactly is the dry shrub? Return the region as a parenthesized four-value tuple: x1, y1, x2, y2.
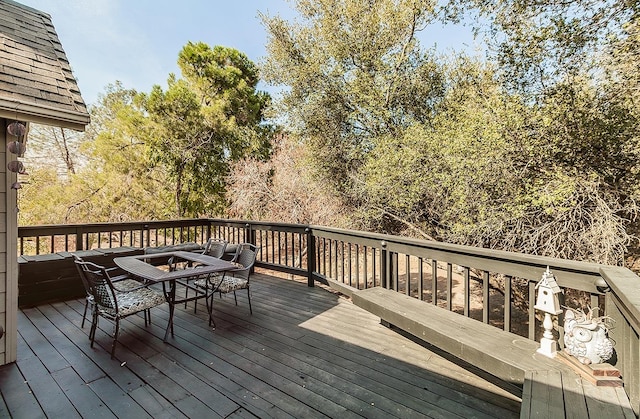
(226, 135, 349, 226)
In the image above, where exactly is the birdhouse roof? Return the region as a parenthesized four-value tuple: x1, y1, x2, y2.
(539, 271, 562, 293)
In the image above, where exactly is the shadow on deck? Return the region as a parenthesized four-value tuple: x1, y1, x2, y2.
(0, 272, 521, 418)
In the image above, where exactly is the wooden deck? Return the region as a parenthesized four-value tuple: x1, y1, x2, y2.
(0, 272, 521, 418)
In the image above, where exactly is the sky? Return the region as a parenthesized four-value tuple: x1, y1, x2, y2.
(17, 0, 481, 107)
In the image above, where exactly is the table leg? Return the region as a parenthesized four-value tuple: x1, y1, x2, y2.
(163, 279, 176, 342)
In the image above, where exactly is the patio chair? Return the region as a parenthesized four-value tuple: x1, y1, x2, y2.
(74, 259, 167, 359)
(194, 243, 258, 328)
(202, 238, 228, 258)
(73, 254, 147, 329)
(181, 238, 228, 311)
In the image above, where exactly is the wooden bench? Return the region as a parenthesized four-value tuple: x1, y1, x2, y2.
(351, 287, 635, 418)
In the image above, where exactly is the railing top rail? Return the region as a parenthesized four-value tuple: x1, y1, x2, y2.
(209, 218, 310, 232)
(601, 266, 640, 334)
(18, 218, 210, 236)
(309, 224, 605, 274)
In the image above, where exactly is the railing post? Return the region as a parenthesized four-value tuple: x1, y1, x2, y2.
(75, 227, 83, 251)
(245, 223, 255, 246)
(144, 224, 150, 248)
(306, 228, 315, 287)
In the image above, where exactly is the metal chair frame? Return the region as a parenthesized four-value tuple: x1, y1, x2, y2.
(74, 259, 166, 359)
(73, 254, 147, 329)
(181, 238, 228, 312)
(195, 243, 258, 328)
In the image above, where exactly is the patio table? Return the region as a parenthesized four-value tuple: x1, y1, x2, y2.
(114, 251, 238, 341)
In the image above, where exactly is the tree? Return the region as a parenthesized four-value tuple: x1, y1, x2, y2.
(23, 125, 81, 176)
(444, 0, 637, 98)
(261, 0, 638, 265)
(140, 43, 274, 217)
(18, 83, 173, 226)
(358, 52, 636, 264)
(226, 134, 349, 226)
(261, 0, 445, 197)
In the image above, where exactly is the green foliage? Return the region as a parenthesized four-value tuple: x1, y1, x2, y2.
(19, 83, 174, 225)
(19, 0, 640, 268)
(19, 41, 276, 223)
(261, 0, 638, 264)
(261, 0, 445, 195)
(138, 44, 274, 217)
(357, 54, 635, 263)
(359, 57, 525, 240)
(444, 0, 635, 97)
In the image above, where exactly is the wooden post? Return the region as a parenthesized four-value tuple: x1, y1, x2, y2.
(143, 224, 150, 248)
(380, 241, 388, 289)
(306, 228, 315, 287)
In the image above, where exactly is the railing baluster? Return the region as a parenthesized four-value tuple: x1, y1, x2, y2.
(447, 263, 453, 311)
(355, 245, 360, 289)
(504, 275, 512, 332)
(464, 267, 470, 317)
(271, 230, 275, 265)
(348, 243, 352, 287)
(372, 247, 377, 287)
(341, 241, 345, 284)
(483, 271, 490, 324)
(418, 257, 424, 300)
(322, 238, 326, 276)
(431, 260, 438, 305)
(406, 254, 411, 296)
(528, 281, 536, 339)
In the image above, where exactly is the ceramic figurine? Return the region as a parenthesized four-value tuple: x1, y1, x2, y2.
(563, 307, 614, 365)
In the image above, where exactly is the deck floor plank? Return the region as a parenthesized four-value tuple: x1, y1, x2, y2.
(162, 313, 424, 419)
(169, 290, 516, 417)
(51, 366, 118, 419)
(148, 309, 358, 419)
(39, 302, 185, 418)
(1, 272, 522, 418)
(0, 345, 45, 419)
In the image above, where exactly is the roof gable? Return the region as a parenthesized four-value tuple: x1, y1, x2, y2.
(0, 0, 90, 130)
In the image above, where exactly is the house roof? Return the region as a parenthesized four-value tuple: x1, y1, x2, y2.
(0, 0, 90, 131)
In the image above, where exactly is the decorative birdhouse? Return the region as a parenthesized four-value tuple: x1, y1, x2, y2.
(534, 267, 562, 315)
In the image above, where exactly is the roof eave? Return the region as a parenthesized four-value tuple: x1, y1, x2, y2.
(0, 98, 90, 131)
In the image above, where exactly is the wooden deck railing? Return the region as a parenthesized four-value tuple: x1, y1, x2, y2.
(17, 218, 640, 415)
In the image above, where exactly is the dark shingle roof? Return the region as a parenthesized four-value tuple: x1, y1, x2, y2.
(0, 0, 90, 130)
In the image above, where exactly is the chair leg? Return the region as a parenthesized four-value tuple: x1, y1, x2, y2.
(89, 312, 98, 347)
(111, 319, 120, 359)
(206, 291, 216, 329)
(82, 299, 88, 328)
(193, 293, 198, 314)
(143, 309, 148, 326)
(183, 281, 199, 314)
(247, 288, 252, 314)
(233, 291, 238, 306)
